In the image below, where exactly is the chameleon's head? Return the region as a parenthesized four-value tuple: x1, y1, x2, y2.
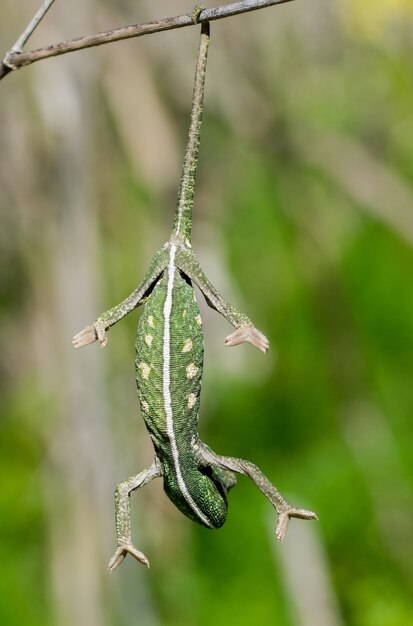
(163, 462, 237, 530)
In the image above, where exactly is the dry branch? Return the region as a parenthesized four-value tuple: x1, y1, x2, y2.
(1, 0, 293, 81)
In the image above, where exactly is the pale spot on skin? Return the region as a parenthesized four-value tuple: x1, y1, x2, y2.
(186, 363, 198, 379)
(145, 334, 153, 347)
(148, 316, 154, 328)
(142, 401, 149, 413)
(195, 314, 202, 325)
(187, 393, 196, 409)
(138, 362, 151, 379)
(182, 339, 193, 353)
(183, 309, 187, 318)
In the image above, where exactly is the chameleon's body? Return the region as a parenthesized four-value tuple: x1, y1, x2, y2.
(135, 252, 234, 529)
(73, 17, 316, 571)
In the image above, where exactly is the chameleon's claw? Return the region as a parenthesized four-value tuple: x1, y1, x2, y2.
(275, 506, 318, 542)
(72, 321, 108, 348)
(108, 543, 150, 572)
(224, 325, 269, 353)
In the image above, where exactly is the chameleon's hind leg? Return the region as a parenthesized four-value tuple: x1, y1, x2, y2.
(108, 457, 163, 571)
(176, 247, 269, 353)
(197, 444, 317, 541)
(72, 248, 168, 349)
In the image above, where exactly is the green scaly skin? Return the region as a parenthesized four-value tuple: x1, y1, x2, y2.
(73, 15, 317, 571)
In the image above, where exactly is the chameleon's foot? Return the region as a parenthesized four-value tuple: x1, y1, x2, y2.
(224, 325, 269, 353)
(108, 543, 150, 572)
(72, 321, 107, 348)
(275, 506, 318, 542)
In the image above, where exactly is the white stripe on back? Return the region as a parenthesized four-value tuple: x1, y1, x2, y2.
(163, 245, 212, 527)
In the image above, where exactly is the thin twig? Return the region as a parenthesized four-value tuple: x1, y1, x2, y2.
(1, 0, 293, 81)
(12, 0, 57, 53)
(0, 0, 57, 79)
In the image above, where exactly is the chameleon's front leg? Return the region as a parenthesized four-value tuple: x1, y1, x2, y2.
(72, 249, 168, 348)
(176, 247, 269, 353)
(197, 444, 317, 541)
(108, 458, 163, 571)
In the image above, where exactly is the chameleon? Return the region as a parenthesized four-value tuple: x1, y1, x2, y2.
(72, 13, 317, 572)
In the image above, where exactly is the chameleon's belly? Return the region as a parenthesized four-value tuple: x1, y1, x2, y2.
(135, 265, 203, 449)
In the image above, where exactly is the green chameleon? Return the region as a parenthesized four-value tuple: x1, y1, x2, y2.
(73, 15, 317, 572)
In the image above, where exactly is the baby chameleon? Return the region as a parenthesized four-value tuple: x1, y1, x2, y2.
(73, 17, 317, 571)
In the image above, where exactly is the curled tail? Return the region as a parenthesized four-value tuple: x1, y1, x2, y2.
(162, 460, 236, 529)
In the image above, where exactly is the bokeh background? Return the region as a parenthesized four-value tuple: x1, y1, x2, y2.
(1, 1, 413, 625)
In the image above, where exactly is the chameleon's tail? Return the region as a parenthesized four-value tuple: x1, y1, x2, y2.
(163, 461, 234, 530)
(172, 19, 210, 243)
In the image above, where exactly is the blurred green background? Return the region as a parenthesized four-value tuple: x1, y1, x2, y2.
(1, 1, 413, 625)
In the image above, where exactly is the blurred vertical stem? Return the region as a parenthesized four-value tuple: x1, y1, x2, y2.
(29, 3, 158, 623)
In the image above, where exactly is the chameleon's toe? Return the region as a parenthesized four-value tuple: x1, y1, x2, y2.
(72, 321, 108, 348)
(275, 506, 318, 542)
(72, 324, 98, 348)
(224, 325, 269, 353)
(108, 543, 150, 572)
